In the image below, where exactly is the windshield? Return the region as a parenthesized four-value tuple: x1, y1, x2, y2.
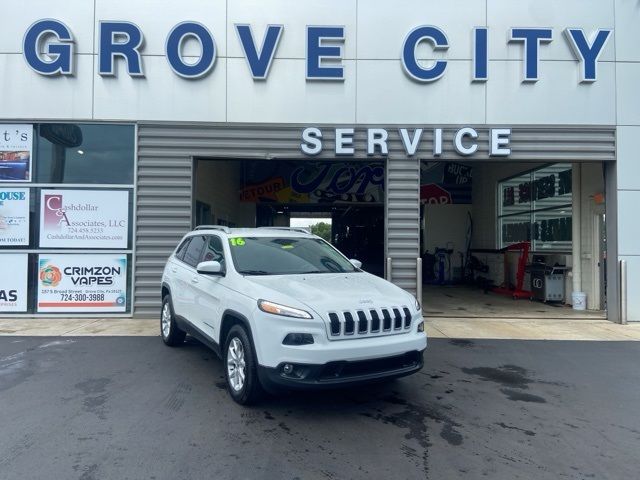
(228, 237, 359, 275)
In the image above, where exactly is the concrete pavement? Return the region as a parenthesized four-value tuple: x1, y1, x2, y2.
(0, 316, 639, 341)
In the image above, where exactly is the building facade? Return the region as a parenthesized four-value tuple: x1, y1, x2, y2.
(0, 0, 637, 322)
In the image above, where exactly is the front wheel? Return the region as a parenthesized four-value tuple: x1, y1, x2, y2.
(160, 295, 186, 346)
(224, 325, 264, 405)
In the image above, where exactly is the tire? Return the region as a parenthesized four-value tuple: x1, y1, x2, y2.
(224, 324, 264, 405)
(160, 295, 186, 347)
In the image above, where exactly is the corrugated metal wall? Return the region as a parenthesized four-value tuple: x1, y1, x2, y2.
(135, 123, 615, 317)
(385, 157, 421, 295)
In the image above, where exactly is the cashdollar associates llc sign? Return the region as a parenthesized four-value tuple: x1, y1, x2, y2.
(39, 189, 129, 249)
(37, 254, 127, 313)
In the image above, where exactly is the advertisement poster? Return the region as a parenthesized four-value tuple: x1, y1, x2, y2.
(420, 162, 473, 204)
(0, 124, 32, 182)
(0, 254, 28, 312)
(0, 188, 30, 245)
(37, 254, 127, 313)
(39, 189, 129, 249)
(239, 161, 385, 204)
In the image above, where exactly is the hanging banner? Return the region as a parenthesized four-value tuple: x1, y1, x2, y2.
(0, 188, 30, 245)
(0, 124, 32, 182)
(0, 254, 28, 312)
(240, 161, 385, 204)
(39, 189, 129, 249)
(37, 254, 127, 313)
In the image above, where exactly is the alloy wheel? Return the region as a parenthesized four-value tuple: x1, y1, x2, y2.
(227, 337, 246, 392)
(161, 302, 171, 338)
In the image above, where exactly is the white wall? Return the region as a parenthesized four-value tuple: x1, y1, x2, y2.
(616, 0, 640, 321)
(422, 204, 472, 256)
(0, 0, 618, 125)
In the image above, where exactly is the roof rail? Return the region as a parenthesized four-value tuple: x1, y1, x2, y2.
(194, 225, 231, 233)
(257, 226, 311, 235)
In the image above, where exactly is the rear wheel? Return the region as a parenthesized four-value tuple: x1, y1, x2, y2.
(224, 325, 263, 405)
(160, 295, 186, 346)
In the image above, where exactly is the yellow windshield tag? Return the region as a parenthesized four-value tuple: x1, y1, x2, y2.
(281, 244, 294, 250)
(230, 238, 246, 246)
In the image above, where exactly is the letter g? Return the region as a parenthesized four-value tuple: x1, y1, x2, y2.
(23, 19, 75, 75)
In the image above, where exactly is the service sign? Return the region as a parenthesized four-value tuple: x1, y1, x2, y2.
(39, 190, 129, 249)
(37, 254, 127, 313)
(0, 188, 30, 245)
(0, 124, 32, 182)
(0, 254, 28, 312)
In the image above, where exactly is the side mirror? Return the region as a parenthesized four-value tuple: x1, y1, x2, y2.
(197, 260, 224, 276)
(349, 259, 363, 269)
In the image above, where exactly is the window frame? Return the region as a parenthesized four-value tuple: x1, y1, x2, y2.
(497, 163, 573, 252)
(181, 235, 207, 268)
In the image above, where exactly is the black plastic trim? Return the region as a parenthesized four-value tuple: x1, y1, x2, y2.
(175, 314, 221, 358)
(257, 350, 424, 391)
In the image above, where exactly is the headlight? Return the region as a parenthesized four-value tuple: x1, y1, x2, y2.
(258, 300, 313, 319)
(414, 296, 421, 312)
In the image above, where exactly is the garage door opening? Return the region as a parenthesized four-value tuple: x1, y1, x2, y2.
(194, 158, 385, 277)
(420, 161, 608, 319)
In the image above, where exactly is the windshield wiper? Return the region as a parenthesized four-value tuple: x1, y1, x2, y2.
(238, 270, 271, 276)
(299, 270, 349, 274)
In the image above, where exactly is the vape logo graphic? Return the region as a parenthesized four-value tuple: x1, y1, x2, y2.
(40, 264, 62, 287)
(43, 194, 70, 228)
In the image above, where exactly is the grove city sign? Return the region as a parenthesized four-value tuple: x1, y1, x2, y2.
(23, 20, 611, 83)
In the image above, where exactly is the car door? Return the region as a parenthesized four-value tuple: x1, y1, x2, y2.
(189, 234, 227, 336)
(167, 237, 191, 319)
(175, 234, 207, 323)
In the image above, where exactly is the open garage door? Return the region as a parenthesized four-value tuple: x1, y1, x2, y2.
(420, 161, 609, 320)
(194, 158, 386, 277)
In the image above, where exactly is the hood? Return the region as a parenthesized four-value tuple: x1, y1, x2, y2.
(243, 271, 414, 314)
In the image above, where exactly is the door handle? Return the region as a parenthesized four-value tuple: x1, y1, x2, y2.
(191, 277, 199, 284)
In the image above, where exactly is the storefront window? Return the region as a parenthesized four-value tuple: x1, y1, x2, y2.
(0, 122, 135, 315)
(35, 124, 134, 184)
(498, 164, 572, 251)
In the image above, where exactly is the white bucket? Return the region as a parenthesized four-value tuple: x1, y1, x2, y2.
(572, 292, 587, 311)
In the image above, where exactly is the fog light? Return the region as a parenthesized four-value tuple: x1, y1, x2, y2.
(283, 364, 294, 374)
(417, 322, 425, 333)
(282, 333, 314, 345)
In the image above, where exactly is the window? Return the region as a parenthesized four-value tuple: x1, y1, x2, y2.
(183, 235, 206, 267)
(498, 164, 572, 251)
(203, 235, 225, 269)
(35, 124, 135, 184)
(175, 238, 191, 261)
(228, 237, 358, 275)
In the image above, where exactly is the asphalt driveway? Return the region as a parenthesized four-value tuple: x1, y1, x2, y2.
(1, 336, 639, 480)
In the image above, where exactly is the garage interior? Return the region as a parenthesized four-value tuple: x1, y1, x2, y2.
(420, 161, 607, 319)
(194, 158, 386, 277)
(194, 158, 608, 320)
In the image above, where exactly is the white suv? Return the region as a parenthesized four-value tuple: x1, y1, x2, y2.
(160, 226, 427, 405)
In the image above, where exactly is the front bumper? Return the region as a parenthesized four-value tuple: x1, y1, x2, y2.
(257, 349, 425, 390)
(251, 307, 428, 368)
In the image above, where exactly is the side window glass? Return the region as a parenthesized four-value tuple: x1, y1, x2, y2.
(183, 235, 206, 267)
(203, 236, 226, 269)
(175, 238, 191, 261)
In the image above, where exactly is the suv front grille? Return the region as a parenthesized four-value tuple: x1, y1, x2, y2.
(326, 306, 414, 339)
